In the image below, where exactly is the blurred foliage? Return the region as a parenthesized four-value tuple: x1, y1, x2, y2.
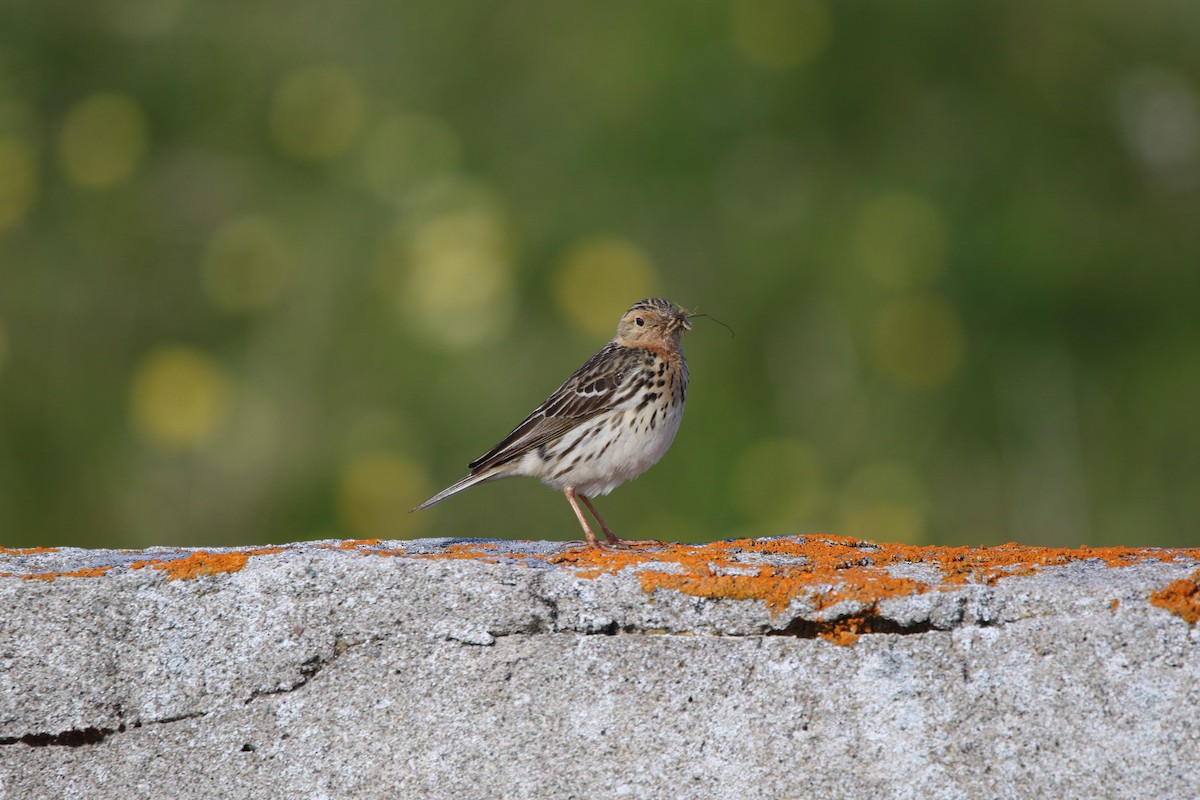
(1, 0, 1198, 549)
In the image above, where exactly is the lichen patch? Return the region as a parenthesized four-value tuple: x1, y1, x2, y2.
(1149, 569, 1200, 625)
(131, 547, 285, 580)
(15, 566, 111, 582)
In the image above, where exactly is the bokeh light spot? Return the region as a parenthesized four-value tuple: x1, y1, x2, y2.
(732, 438, 826, 531)
(1115, 67, 1200, 173)
(338, 453, 430, 538)
(270, 65, 366, 161)
(57, 93, 147, 188)
(874, 294, 965, 388)
(361, 112, 461, 202)
(731, 0, 831, 70)
(839, 460, 927, 543)
(200, 216, 293, 312)
(403, 206, 516, 348)
(854, 192, 948, 289)
(554, 236, 659, 339)
(0, 138, 38, 231)
(130, 346, 232, 451)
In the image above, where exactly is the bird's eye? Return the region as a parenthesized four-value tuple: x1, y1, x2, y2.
(635, 317, 644, 327)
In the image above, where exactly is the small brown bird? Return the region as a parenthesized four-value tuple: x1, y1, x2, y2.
(414, 298, 692, 549)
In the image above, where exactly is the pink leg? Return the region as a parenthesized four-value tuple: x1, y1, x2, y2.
(563, 488, 605, 549)
(579, 494, 661, 548)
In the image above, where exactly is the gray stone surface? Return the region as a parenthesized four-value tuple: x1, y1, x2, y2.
(2, 536, 1199, 800)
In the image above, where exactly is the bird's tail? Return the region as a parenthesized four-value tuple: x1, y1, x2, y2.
(411, 469, 503, 512)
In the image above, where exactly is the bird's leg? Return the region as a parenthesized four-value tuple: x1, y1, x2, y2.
(579, 494, 661, 548)
(578, 494, 621, 544)
(564, 487, 606, 549)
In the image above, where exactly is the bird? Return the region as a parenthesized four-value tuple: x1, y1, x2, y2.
(413, 298, 692, 549)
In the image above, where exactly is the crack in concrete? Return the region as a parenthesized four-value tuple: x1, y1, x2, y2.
(2, 608, 1014, 749)
(528, 576, 561, 634)
(483, 615, 956, 640)
(0, 712, 207, 748)
(244, 654, 327, 704)
(0, 725, 126, 747)
(2, 637, 383, 748)
(498, 582, 961, 640)
(3, 634, 377, 747)
(244, 634, 374, 705)
(1, 636, 380, 748)
(768, 613, 942, 639)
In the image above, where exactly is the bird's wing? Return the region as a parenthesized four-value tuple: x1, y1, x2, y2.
(467, 342, 645, 473)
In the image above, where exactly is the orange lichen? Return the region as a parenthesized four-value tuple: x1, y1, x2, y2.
(816, 614, 875, 647)
(910, 541, 1184, 586)
(1149, 569, 1200, 625)
(553, 537, 936, 618)
(544, 536, 1200, 644)
(132, 547, 285, 581)
(5, 536, 1199, 646)
(0, 546, 61, 555)
(414, 542, 502, 561)
(17, 566, 111, 582)
(325, 539, 383, 550)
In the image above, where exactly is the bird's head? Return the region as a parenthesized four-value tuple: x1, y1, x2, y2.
(614, 298, 692, 348)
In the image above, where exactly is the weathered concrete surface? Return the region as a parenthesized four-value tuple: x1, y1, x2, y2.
(2, 536, 1199, 800)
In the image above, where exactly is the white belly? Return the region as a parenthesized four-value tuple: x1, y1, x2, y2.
(514, 401, 685, 497)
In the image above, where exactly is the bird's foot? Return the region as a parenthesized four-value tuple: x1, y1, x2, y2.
(558, 536, 663, 552)
(602, 534, 664, 549)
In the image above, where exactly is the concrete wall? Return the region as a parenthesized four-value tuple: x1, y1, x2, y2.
(3, 536, 1199, 799)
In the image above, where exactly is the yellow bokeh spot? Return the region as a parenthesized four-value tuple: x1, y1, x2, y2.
(839, 461, 927, 543)
(0, 138, 38, 231)
(732, 438, 825, 531)
(57, 93, 147, 188)
(338, 453, 430, 538)
(361, 112, 461, 202)
(270, 65, 366, 161)
(554, 236, 659, 339)
(731, 0, 831, 70)
(200, 216, 293, 312)
(874, 293, 965, 388)
(854, 192, 948, 289)
(401, 207, 516, 348)
(130, 346, 232, 451)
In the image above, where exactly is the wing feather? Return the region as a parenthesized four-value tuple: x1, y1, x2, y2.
(467, 343, 644, 472)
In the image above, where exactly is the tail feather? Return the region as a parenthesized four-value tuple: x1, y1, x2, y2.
(411, 469, 503, 512)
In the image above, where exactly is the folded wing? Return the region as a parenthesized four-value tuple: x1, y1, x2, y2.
(467, 343, 642, 473)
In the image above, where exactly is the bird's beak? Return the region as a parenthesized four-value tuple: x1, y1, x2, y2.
(678, 312, 693, 332)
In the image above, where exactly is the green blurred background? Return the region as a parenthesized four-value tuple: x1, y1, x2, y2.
(1, 0, 1198, 549)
